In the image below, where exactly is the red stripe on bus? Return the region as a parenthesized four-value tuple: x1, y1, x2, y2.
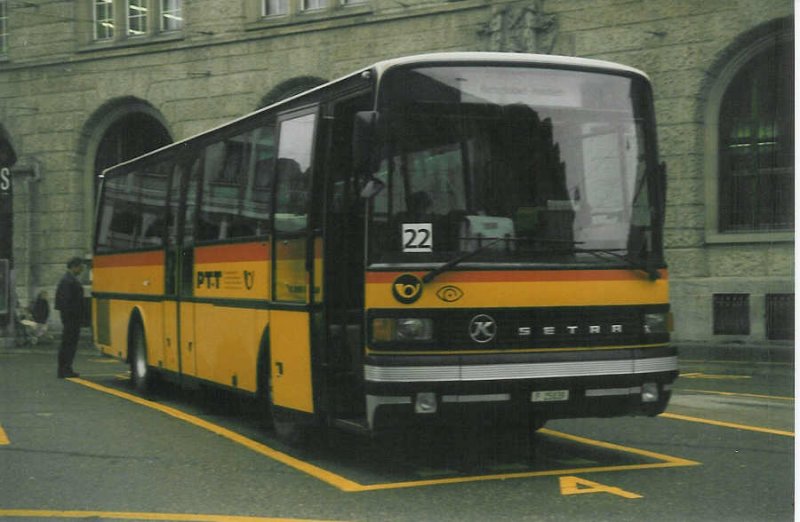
(365, 269, 667, 283)
(93, 251, 164, 268)
(195, 242, 270, 264)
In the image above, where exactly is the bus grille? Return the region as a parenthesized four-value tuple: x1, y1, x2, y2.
(366, 306, 667, 352)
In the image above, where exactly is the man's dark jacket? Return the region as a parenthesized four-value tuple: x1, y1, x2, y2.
(55, 271, 83, 322)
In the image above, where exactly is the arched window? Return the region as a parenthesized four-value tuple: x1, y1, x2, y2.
(717, 34, 794, 232)
(259, 76, 327, 108)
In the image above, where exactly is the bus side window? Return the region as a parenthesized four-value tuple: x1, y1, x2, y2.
(275, 114, 315, 234)
(139, 161, 172, 245)
(198, 126, 275, 242)
(96, 162, 170, 252)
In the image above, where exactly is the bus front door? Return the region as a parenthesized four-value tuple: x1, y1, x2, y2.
(269, 111, 318, 415)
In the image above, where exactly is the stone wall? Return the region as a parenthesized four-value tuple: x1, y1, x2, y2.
(0, 0, 793, 342)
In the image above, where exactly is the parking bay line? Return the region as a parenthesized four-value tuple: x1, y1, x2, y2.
(70, 378, 700, 492)
(679, 388, 794, 402)
(660, 412, 794, 437)
(0, 509, 339, 521)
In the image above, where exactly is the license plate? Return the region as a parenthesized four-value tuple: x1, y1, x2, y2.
(531, 390, 570, 403)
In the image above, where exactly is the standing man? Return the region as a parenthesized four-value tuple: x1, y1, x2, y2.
(55, 257, 84, 378)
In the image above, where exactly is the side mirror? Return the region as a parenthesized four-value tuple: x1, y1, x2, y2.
(360, 177, 385, 199)
(353, 111, 381, 178)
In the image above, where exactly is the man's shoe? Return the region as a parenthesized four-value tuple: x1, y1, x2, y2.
(58, 370, 79, 378)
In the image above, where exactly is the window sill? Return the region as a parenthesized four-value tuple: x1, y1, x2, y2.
(77, 32, 185, 54)
(705, 230, 794, 245)
(246, 4, 372, 31)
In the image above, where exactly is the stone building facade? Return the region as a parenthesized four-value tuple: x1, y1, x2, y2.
(0, 0, 793, 344)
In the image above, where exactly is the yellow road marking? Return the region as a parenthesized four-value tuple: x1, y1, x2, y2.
(0, 424, 8, 445)
(70, 378, 699, 492)
(351, 428, 699, 492)
(71, 378, 365, 492)
(681, 359, 793, 367)
(680, 372, 751, 380)
(660, 412, 794, 437)
(559, 475, 642, 499)
(0, 510, 338, 521)
(680, 388, 794, 401)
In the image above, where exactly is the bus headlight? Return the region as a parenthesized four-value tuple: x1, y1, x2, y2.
(372, 318, 434, 342)
(644, 312, 672, 334)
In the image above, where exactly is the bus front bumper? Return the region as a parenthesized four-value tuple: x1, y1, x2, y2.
(362, 348, 678, 430)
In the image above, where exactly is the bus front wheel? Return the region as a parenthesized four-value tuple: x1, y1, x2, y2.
(130, 321, 152, 395)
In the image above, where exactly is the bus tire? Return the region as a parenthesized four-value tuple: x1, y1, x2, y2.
(272, 408, 310, 446)
(129, 320, 152, 395)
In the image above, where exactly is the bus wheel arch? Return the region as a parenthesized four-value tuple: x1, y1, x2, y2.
(256, 326, 314, 445)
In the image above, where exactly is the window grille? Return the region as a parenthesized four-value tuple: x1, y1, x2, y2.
(0, 0, 8, 55)
(713, 294, 750, 335)
(766, 294, 794, 340)
(718, 38, 794, 232)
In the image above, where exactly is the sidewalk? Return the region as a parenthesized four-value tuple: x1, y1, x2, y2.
(675, 341, 794, 365)
(0, 331, 95, 353)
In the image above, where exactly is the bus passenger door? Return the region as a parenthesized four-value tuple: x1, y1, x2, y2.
(270, 110, 318, 414)
(322, 92, 373, 419)
(164, 157, 200, 379)
(178, 158, 201, 378)
(162, 164, 182, 374)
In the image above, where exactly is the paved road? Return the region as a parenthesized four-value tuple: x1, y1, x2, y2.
(0, 340, 794, 521)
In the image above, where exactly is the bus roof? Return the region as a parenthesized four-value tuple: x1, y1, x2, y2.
(367, 52, 649, 80)
(101, 52, 648, 177)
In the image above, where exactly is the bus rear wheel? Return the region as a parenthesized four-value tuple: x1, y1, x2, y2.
(130, 321, 152, 395)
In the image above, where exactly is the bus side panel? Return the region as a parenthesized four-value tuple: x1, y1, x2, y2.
(193, 242, 271, 301)
(193, 304, 263, 392)
(161, 300, 179, 372)
(269, 310, 314, 413)
(93, 251, 166, 362)
(93, 251, 165, 295)
(179, 301, 196, 377)
(192, 242, 271, 392)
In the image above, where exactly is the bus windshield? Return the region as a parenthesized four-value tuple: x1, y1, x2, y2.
(368, 65, 662, 270)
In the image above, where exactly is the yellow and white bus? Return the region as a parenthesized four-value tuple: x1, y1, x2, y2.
(92, 52, 675, 441)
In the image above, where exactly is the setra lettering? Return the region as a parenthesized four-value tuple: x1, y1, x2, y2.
(518, 324, 624, 337)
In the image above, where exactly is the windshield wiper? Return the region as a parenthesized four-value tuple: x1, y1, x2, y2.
(575, 247, 661, 281)
(422, 237, 581, 284)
